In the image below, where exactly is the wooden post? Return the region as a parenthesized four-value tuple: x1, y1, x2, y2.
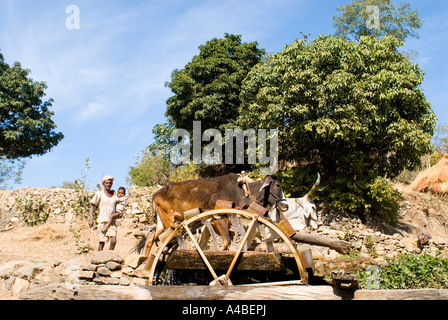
(291, 232, 351, 255)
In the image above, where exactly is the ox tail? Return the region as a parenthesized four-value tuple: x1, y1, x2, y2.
(135, 229, 150, 254)
(134, 200, 156, 254)
(306, 173, 321, 201)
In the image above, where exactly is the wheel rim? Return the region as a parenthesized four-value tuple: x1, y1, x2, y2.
(147, 209, 308, 285)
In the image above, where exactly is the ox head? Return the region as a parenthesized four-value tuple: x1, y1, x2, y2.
(257, 175, 288, 211)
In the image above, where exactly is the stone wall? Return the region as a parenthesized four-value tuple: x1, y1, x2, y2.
(0, 251, 150, 299)
(0, 185, 159, 228)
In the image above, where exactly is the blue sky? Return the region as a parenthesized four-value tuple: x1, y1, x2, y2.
(1, 0, 447, 190)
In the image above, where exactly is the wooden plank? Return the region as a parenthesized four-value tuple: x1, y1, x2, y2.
(20, 284, 448, 301)
(354, 289, 448, 300)
(165, 250, 284, 271)
(20, 284, 341, 300)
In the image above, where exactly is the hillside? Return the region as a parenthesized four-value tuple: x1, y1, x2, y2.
(0, 182, 447, 299)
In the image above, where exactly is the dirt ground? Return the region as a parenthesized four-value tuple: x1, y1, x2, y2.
(0, 218, 142, 266)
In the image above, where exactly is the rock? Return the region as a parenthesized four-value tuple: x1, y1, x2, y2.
(132, 277, 147, 286)
(119, 277, 131, 286)
(0, 261, 23, 279)
(97, 266, 112, 276)
(81, 264, 97, 271)
(138, 215, 147, 223)
(105, 261, 122, 271)
(392, 233, 403, 240)
(11, 278, 30, 296)
(93, 276, 120, 285)
(121, 265, 150, 279)
(78, 270, 95, 280)
(125, 254, 147, 269)
(110, 271, 122, 278)
(90, 250, 124, 265)
(399, 237, 419, 252)
(14, 265, 45, 280)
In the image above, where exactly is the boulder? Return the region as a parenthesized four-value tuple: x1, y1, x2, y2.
(90, 250, 124, 265)
(124, 254, 147, 269)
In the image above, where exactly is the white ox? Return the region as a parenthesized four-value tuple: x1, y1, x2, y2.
(262, 174, 321, 241)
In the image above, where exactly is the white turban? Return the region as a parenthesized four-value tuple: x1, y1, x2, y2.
(102, 175, 114, 183)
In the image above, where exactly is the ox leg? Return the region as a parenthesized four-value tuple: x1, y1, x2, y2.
(199, 224, 211, 250)
(213, 219, 232, 251)
(143, 220, 165, 270)
(199, 220, 220, 251)
(244, 221, 259, 250)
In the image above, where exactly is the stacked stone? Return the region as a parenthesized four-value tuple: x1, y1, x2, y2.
(0, 187, 85, 226)
(0, 185, 161, 229)
(0, 259, 85, 299)
(127, 185, 161, 223)
(78, 251, 149, 286)
(311, 210, 448, 260)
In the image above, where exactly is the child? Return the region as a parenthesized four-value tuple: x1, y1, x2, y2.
(101, 186, 127, 250)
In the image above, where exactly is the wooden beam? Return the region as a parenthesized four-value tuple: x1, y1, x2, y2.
(19, 284, 342, 300)
(20, 284, 448, 300)
(291, 232, 351, 254)
(165, 250, 284, 271)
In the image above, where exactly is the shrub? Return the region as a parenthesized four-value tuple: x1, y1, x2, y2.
(15, 192, 50, 226)
(323, 174, 401, 223)
(357, 253, 448, 289)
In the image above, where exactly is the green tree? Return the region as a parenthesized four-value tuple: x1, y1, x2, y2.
(332, 0, 422, 41)
(432, 123, 448, 154)
(239, 35, 435, 218)
(0, 52, 63, 159)
(129, 33, 265, 184)
(128, 123, 174, 186)
(165, 33, 264, 132)
(0, 156, 24, 189)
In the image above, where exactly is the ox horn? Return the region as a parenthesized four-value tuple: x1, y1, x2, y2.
(259, 177, 271, 192)
(306, 173, 321, 201)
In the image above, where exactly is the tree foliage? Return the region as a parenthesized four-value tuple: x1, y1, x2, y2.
(0, 156, 24, 189)
(0, 52, 63, 159)
(332, 0, 422, 41)
(129, 34, 265, 186)
(128, 123, 174, 186)
(165, 33, 264, 132)
(239, 35, 435, 217)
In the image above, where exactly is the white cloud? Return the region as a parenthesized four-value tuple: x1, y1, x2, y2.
(77, 99, 110, 122)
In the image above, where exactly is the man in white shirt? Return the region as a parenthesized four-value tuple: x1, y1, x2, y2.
(89, 175, 118, 251)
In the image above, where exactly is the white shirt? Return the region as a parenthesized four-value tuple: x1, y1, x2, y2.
(90, 191, 118, 223)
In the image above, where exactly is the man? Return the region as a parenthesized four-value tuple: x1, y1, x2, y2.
(89, 175, 119, 251)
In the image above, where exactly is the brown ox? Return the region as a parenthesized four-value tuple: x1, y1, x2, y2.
(136, 173, 287, 256)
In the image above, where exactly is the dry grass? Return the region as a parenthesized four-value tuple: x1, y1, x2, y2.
(27, 223, 71, 242)
(410, 154, 448, 194)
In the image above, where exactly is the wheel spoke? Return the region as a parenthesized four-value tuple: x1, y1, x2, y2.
(182, 221, 218, 280)
(226, 214, 259, 277)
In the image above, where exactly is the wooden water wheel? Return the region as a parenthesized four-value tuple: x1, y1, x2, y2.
(147, 207, 309, 286)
